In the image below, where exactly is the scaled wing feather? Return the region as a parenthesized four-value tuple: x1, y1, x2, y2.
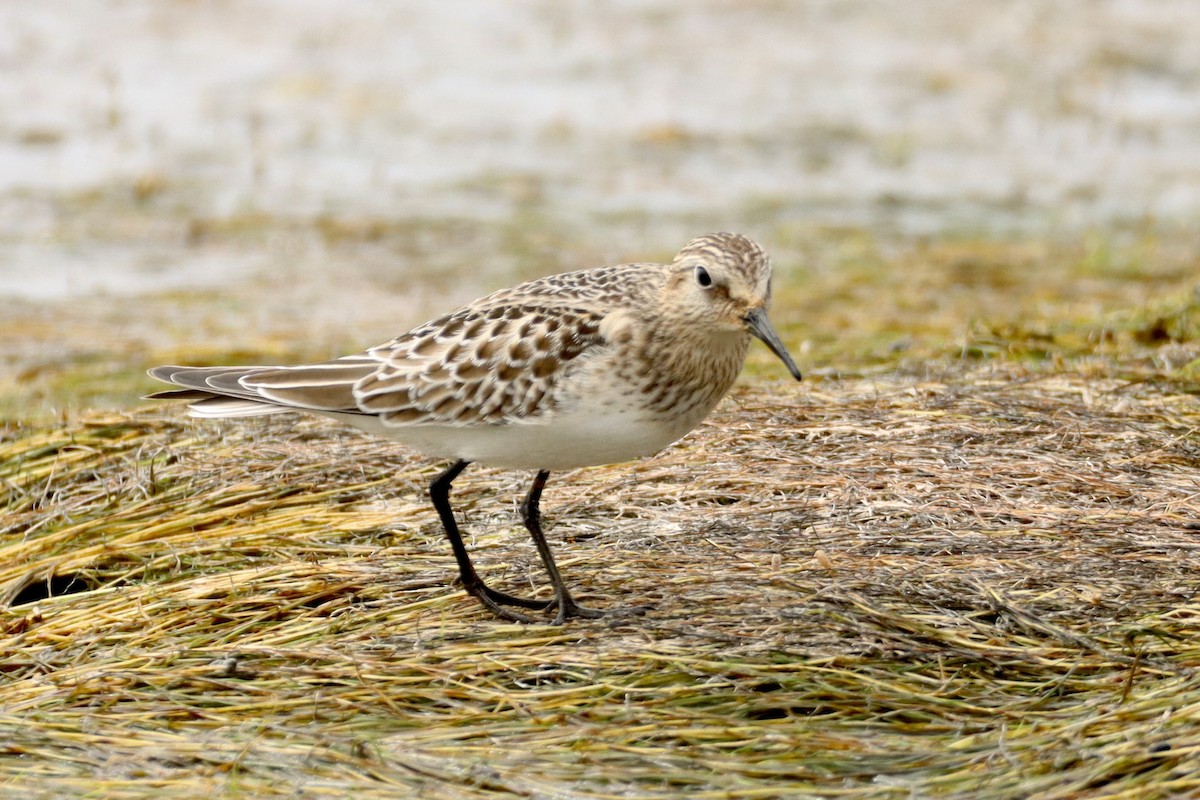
(354, 303, 605, 426)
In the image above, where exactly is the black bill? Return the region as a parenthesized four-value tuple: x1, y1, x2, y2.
(744, 307, 803, 381)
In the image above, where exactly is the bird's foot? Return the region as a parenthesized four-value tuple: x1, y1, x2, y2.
(461, 574, 614, 624)
(551, 594, 604, 625)
(478, 582, 554, 611)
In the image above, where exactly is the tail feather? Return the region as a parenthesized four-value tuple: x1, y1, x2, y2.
(187, 397, 293, 419)
(145, 362, 374, 419)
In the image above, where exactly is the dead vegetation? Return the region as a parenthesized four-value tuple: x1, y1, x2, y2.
(4, 365, 1200, 798)
(4, 222, 1200, 798)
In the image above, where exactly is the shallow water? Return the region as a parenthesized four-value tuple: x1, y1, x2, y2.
(1, 0, 1198, 303)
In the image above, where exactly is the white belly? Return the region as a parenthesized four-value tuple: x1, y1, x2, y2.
(326, 406, 700, 470)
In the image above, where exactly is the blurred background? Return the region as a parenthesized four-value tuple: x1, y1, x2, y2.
(2, 0, 1199, 420)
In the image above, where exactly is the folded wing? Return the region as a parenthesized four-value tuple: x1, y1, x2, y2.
(147, 303, 606, 426)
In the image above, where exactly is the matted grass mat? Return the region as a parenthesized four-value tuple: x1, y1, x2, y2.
(3, 373, 1200, 798)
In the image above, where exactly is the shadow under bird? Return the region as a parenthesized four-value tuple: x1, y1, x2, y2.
(147, 232, 802, 623)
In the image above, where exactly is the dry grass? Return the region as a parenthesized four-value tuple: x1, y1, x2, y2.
(4, 366, 1200, 798)
(4, 224, 1200, 797)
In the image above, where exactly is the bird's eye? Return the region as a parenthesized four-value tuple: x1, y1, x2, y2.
(695, 266, 713, 288)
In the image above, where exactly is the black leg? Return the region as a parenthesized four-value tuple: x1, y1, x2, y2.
(428, 460, 552, 621)
(521, 471, 603, 624)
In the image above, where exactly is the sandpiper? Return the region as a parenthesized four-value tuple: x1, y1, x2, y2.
(148, 232, 802, 623)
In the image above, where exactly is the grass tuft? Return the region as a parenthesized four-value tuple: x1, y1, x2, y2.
(4, 369, 1200, 797)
